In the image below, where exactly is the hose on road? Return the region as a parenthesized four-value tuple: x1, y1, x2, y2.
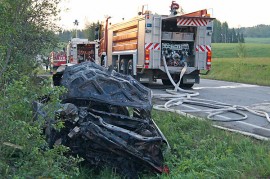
(152, 56, 270, 139)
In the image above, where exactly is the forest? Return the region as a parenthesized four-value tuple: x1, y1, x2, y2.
(212, 20, 270, 43)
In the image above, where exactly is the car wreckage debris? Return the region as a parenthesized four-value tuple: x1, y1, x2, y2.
(34, 62, 169, 178)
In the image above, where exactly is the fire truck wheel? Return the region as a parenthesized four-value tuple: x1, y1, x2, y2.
(161, 79, 172, 86)
(162, 79, 194, 88)
(180, 83, 194, 89)
(162, 77, 180, 86)
(53, 74, 63, 86)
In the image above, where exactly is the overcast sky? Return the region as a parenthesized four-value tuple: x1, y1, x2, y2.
(59, 0, 270, 30)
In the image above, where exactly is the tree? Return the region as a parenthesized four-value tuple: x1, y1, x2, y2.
(227, 29, 232, 43)
(240, 33, 245, 43)
(0, 1, 81, 177)
(221, 22, 229, 43)
(213, 19, 222, 43)
(84, 21, 100, 41)
(0, 0, 61, 84)
(58, 30, 72, 41)
(212, 20, 245, 43)
(231, 28, 238, 43)
(242, 24, 270, 38)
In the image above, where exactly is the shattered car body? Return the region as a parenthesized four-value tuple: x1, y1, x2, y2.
(36, 62, 169, 177)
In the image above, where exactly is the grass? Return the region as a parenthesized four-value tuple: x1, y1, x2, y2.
(206, 40, 270, 86)
(245, 37, 270, 44)
(204, 57, 270, 86)
(78, 111, 270, 178)
(153, 111, 270, 178)
(212, 43, 270, 58)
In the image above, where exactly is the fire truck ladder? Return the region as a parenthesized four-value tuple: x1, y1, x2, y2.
(197, 26, 207, 69)
(152, 16, 161, 69)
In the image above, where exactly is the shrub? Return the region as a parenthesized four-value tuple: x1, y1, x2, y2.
(0, 76, 81, 178)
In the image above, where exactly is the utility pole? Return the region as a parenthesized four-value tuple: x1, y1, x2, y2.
(73, 19, 79, 38)
(104, 16, 111, 67)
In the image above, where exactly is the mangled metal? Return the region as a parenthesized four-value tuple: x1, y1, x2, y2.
(60, 62, 152, 111)
(35, 62, 169, 177)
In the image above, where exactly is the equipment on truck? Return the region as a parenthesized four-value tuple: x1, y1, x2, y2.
(66, 38, 99, 64)
(97, 1, 215, 88)
(52, 38, 99, 86)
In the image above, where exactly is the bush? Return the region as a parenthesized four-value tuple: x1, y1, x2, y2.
(0, 76, 81, 178)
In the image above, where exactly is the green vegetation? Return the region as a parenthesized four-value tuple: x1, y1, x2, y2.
(58, 22, 100, 42)
(208, 42, 270, 86)
(245, 37, 270, 44)
(212, 21, 270, 43)
(0, 77, 81, 177)
(0, 0, 82, 177)
(204, 57, 270, 86)
(78, 111, 270, 178)
(212, 20, 244, 43)
(212, 43, 270, 58)
(242, 24, 270, 38)
(153, 111, 270, 178)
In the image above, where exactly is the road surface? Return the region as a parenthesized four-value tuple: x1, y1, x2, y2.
(150, 79, 270, 140)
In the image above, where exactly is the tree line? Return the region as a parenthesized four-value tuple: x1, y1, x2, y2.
(241, 24, 270, 38)
(212, 20, 245, 43)
(57, 20, 270, 44)
(58, 22, 99, 42)
(212, 21, 270, 43)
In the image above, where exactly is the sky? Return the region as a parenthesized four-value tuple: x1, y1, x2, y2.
(59, 0, 270, 30)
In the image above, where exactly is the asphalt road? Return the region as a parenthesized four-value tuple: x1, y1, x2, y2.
(150, 79, 270, 140)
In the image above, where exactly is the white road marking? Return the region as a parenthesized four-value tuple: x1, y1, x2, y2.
(213, 125, 269, 141)
(181, 104, 200, 110)
(193, 84, 258, 90)
(183, 104, 270, 132)
(237, 121, 270, 132)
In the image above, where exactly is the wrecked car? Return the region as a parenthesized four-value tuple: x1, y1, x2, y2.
(34, 62, 169, 178)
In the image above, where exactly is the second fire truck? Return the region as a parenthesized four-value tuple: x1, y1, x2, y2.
(52, 38, 99, 85)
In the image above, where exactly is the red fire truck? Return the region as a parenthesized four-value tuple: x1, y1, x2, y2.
(97, 1, 215, 88)
(49, 51, 67, 74)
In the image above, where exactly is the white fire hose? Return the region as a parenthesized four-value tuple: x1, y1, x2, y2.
(153, 56, 270, 140)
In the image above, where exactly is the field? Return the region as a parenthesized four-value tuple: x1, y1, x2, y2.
(245, 37, 270, 44)
(204, 39, 270, 86)
(211, 43, 270, 58)
(204, 57, 270, 86)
